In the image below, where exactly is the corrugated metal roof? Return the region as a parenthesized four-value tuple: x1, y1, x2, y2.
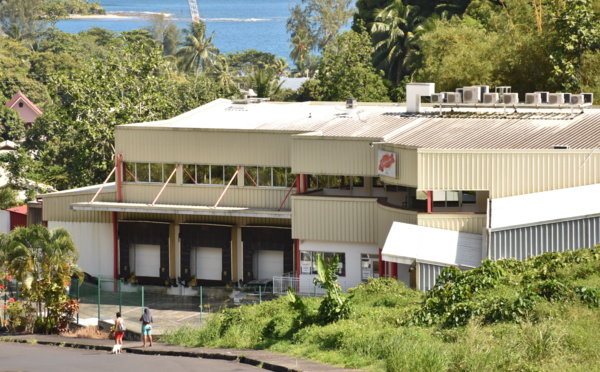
(385, 112, 600, 149)
(121, 99, 600, 150)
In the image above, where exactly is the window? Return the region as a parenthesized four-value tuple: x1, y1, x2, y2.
(244, 166, 294, 187)
(300, 251, 345, 277)
(122, 163, 175, 183)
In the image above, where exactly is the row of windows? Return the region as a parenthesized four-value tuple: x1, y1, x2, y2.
(123, 162, 392, 191)
(123, 163, 296, 187)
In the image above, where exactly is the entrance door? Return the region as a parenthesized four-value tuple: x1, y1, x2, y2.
(195, 247, 222, 280)
(134, 244, 160, 277)
(253, 250, 284, 280)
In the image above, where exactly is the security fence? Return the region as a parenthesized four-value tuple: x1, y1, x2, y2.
(69, 277, 282, 333)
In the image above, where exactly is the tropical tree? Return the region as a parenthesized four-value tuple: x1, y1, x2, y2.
(250, 68, 285, 98)
(0, 106, 26, 141)
(17, 39, 215, 190)
(3, 225, 81, 332)
(286, 0, 355, 58)
(176, 21, 219, 74)
(369, 0, 426, 85)
(298, 29, 390, 102)
(548, 0, 600, 92)
(211, 55, 239, 98)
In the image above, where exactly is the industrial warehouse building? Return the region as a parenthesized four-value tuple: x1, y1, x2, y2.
(38, 83, 600, 292)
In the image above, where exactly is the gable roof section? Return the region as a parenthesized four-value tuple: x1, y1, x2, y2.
(5, 91, 43, 116)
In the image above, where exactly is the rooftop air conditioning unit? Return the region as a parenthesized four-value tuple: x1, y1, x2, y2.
(483, 93, 499, 104)
(463, 87, 480, 103)
(570, 94, 584, 105)
(430, 93, 445, 103)
(446, 92, 462, 103)
(346, 98, 357, 109)
(503, 93, 519, 104)
(495, 86, 511, 95)
(548, 93, 564, 105)
(563, 93, 572, 103)
(583, 93, 594, 105)
(525, 93, 542, 105)
(535, 91, 549, 103)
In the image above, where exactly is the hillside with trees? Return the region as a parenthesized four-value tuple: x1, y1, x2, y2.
(0, 0, 598, 191)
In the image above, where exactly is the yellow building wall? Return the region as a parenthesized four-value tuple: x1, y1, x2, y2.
(116, 127, 293, 166)
(419, 150, 600, 199)
(292, 138, 378, 176)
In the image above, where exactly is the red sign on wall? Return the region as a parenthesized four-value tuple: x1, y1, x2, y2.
(377, 150, 397, 178)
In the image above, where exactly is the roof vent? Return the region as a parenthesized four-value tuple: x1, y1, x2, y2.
(552, 145, 570, 149)
(346, 98, 357, 109)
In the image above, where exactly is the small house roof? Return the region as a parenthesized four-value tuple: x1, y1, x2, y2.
(5, 91, 43, 116)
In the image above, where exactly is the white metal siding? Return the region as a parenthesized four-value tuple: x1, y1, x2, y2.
(488, 216, 600, 261)
(419, 263, 447, 292)
(48, 221, 114, 278)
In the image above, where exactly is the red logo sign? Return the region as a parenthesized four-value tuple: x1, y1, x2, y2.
(379, 153, 395, 171)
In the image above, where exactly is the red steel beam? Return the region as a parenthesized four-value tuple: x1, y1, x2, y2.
(213, 166, 240, 208)
(151, 165, 179, 206)
(278, 177, 297, 211)
(90, 166, 117, 203)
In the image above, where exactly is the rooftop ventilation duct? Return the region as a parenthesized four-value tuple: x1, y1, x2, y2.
(406, 83, 435, 113)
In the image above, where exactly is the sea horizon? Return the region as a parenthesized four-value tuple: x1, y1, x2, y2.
(56, 0, 296, 61)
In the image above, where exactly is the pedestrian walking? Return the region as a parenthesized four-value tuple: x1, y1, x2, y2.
(139, 307, 153, 347)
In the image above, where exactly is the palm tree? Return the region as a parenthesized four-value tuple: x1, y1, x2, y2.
(175, 21, 219, 74)
(251, 67, 285, 98)
(369, 1, 425, 85)
(212, 55, 239, 97)
(4, 225, 81, 316)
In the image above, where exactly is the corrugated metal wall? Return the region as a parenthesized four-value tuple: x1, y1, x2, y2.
(379, 147, 419, 187)
(418, 213, 487, 235)
(42, 191, 116, 222)
(116, 127, 292, 166)
(419, 150, 600, 198)
(419, 263, 447, 291)
(377, 204, 418, 247)
(292, 138, 378, 175)
(292, 196, 377, 242)
(488, 216, 600, 261)
(121, 184, 291, 210)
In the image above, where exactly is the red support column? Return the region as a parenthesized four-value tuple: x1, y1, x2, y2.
(391, 262, 398, 279)
(379, 248, 385, 277)
(427, 191, 433, 213)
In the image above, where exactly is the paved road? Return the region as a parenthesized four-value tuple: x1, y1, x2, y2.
(0, 342, 261, 372)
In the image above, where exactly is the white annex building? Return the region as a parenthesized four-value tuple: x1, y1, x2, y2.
(39, 83, 600, 292)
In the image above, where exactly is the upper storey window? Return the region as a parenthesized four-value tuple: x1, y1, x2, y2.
(124, 163, 176, 183)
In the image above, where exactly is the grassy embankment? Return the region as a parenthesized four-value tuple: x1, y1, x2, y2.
(163, 247, 600, 372)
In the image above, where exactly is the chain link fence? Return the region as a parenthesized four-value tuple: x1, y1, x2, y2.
(69, 277, 280, 334)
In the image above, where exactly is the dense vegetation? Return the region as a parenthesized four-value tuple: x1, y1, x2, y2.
(163, 247, 600, 371)
(0, 0, 598, 191)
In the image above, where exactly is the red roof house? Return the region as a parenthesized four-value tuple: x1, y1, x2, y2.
(4, 91, 43, 128)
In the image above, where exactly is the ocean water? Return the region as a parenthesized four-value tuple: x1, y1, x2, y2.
(55, 0, 297, 60)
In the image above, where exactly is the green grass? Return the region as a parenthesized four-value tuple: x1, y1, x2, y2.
(162, 247, 600, 371)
